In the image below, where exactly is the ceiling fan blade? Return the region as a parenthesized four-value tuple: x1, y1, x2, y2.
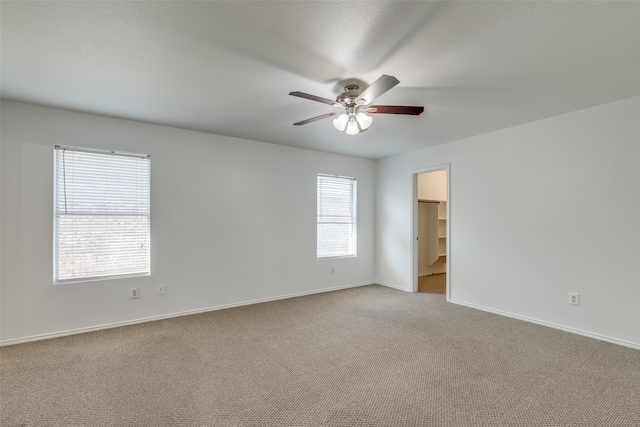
(293, 112, 340, 126)
(289, 91, 341, 107)
(367, 105, 424, 115)
(355, 75, 400, 105)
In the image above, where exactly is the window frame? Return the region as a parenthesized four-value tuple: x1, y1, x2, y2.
(53, 145, 151, 284)
(316, 173, 357, 259)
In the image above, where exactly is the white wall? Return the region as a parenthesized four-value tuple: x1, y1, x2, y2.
(0, 101, 376, 344)
(376, 96, 640, 348)
(3, 97, 639, 349)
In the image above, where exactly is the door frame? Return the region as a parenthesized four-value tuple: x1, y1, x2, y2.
(411, 164, 451, 301)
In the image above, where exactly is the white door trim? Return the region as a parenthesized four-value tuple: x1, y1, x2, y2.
(411, 164, 451, 301)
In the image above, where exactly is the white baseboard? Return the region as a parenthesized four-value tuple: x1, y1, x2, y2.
(449, 298, 640, 351)
(376, 281, 411, 292)
(0, 281, 374, 347)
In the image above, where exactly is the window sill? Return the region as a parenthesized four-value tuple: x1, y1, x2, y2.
(54, 272, 150, 285)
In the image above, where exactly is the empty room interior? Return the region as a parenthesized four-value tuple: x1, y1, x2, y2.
(1, 1, 639, 426)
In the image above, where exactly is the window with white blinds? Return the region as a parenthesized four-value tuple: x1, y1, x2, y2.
(54, 146, 150, 282)
(317, 174, 357, 258)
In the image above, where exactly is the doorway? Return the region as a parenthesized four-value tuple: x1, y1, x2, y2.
(413, 166, 450, 299)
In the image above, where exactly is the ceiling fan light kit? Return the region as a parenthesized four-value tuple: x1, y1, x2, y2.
(332, 113, 349, 131)
(290, 75, 424, 136)
(332, 109, 373, 135)
(346, 119, 361, 135)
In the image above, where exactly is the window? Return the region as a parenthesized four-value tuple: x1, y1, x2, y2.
(317, 174, 357, 258)
(54, 146, 150, 282)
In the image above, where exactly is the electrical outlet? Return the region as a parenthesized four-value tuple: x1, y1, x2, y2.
(158, 284, 166, 295)
(130, 288, 139, 299)
(330, 267, 335, 274)
(569, 292, 580, 306)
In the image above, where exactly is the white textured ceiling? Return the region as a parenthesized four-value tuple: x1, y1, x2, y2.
(2, 1, 639, 159)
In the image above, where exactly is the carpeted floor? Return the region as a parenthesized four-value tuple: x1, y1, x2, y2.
(1, 285, 639, 426)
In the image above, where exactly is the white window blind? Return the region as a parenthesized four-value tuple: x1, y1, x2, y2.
(54, 146, 150, 282)
(317, 174, 357, 258)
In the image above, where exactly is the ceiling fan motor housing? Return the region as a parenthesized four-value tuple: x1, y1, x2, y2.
(336, 85, 362, 106)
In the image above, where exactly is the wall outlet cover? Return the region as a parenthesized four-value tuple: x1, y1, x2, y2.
(569, 292, 580, 306)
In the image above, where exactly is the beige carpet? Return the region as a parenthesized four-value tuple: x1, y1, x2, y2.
(1, 285, 639, 426)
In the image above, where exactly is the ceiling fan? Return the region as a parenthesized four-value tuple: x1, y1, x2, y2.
(289, 75, 424, 135)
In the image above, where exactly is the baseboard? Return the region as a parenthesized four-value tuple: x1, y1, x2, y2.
(376, 281, 411, 292)
(0, 281, 374, 347)
(449, 298, 640, 351)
